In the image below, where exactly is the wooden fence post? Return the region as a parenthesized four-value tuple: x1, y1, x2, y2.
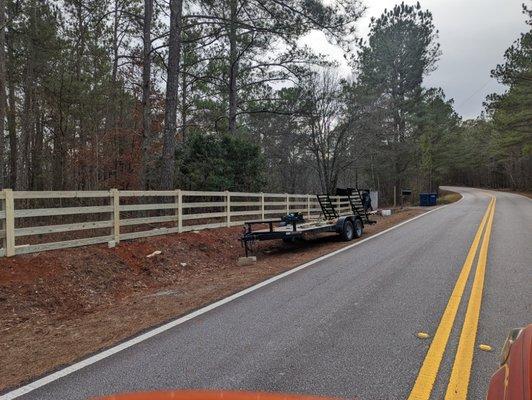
(225, 190, 231, 227)
(4, 189, 15, 257)
(307, 194, 311, 218)
(176, 189, 183, 233)
(111, 189, 120, 244)
(261, 192, 265, 220)
(286, 193, 289, 214)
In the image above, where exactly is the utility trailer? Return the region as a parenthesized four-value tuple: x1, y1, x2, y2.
(240, 188, 376, 256)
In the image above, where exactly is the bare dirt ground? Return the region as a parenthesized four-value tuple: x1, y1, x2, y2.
(0, 208, 426, 392)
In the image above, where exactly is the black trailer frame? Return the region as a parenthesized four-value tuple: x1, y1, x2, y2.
(240, 189, 376, 256)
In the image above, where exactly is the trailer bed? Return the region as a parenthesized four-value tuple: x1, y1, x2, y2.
(250, 219, 336, 234)
(239, 188, 376, 256)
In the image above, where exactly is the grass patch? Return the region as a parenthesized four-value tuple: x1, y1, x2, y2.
(437, 190, 462, 204)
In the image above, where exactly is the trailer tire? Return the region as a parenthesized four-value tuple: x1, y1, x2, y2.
(341, 221, 354, 241)
(353, 218, 363, 238)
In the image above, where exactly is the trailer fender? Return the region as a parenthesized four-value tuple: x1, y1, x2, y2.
(335, 216, 364, 235)
(334, 216, 350, 233)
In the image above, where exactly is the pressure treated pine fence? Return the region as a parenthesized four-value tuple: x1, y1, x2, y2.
(0, 189, 354, 257)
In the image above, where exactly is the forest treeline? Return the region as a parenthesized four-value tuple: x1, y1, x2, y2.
(0, 0, 530, 203)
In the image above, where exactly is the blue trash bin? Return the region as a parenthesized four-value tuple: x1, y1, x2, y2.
(420, 193, 438, 206)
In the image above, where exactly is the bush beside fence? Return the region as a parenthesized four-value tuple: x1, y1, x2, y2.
(0, 189, 354, 257)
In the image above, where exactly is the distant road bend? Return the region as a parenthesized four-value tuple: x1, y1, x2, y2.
(2, 187, 531, 400)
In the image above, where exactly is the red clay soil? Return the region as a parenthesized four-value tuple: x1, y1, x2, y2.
(0, 208, 425, 392)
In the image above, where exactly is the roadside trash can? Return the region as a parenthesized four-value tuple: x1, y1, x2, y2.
(419, 193, 438, 206)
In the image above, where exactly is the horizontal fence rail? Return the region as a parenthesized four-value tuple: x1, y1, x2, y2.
(0, 189, 355, 257)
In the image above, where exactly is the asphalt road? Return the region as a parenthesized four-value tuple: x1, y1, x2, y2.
(5, 187, 532, 400)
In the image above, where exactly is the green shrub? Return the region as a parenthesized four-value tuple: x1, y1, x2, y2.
(177, 133, 265, 191)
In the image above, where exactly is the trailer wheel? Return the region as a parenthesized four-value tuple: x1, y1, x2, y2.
(353, 219, 363, 238)
(341, 221, 354, 241)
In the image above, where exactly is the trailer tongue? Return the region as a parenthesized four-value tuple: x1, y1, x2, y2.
(240, 188, 376, 256)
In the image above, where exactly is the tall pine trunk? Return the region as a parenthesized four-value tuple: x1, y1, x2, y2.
(160, 0, 183, 190)
(31, 106, 44, 189)
(227, 0, 238, 135)
(6, 21, 15, 188)
(52, 125, 64, 190)
(105, 0, 120, 134)
(18, 1, 37, 190)
(139, 0, 153, 189)
(19, 80, 33, 191)
(75, 0, 86, 189)
(180, 50, 187, 143)
(0, 0, 6, 188)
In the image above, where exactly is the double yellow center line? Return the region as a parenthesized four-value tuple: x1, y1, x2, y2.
(408, 196, 496, 400)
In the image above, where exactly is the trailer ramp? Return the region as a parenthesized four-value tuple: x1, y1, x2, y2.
(316, 194, 339, 220)
(336, 188, 376, 225)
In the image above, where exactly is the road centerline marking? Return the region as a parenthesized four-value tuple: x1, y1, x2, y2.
(444, 197, 496, 400)
(407, 197, 494, 400)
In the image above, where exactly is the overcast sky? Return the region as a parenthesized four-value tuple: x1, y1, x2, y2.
(301, 0, 527, 119)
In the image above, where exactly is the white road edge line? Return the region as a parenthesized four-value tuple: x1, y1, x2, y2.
(1, 199, 461, 400)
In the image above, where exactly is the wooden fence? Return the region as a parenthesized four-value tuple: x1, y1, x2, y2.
(0, 189, 354, 257)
